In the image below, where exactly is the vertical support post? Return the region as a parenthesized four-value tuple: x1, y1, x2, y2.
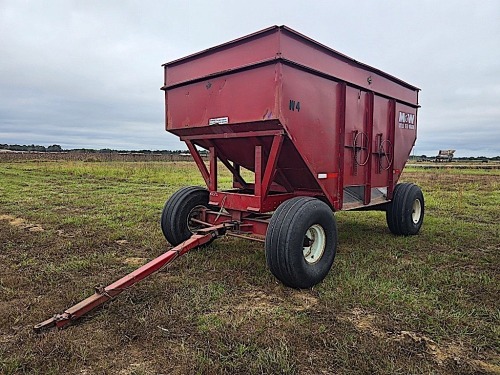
(261, 135, 283, 198)
(364, 92, 374, 205)
(209, 146, 217, 191)
(233, 162, 240, 188)
(337, 82, 346, 210)
(255, 145, 263, 197)
(375, 133, 383, 174)
(206, 140, 247, 189)
(387, 99, 396, 199)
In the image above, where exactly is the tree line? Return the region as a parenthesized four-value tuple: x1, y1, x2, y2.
(0, 144, 206, 155)
(1, 144, 63, 152)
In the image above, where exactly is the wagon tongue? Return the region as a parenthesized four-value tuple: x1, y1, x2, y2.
(34, 224, 231, 332)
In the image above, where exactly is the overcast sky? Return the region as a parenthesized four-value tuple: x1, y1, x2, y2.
(1, 1, 499, 156)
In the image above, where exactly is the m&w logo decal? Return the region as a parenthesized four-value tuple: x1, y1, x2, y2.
(398, 111, 415, 130)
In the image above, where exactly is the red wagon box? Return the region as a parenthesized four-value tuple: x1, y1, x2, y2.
(163, 25, 420, 214)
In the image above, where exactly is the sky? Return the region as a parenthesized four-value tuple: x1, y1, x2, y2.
(1, 1, 499, 157)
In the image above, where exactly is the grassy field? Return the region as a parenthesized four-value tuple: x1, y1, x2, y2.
(0, 160, 498, 374)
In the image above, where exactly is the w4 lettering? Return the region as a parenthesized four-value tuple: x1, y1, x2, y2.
(289, 100, 301, 112)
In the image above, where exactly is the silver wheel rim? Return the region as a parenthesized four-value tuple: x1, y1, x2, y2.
(303, 224, 326, 264)
(412, 199, 422, 224)
(187, 205, 206, 233)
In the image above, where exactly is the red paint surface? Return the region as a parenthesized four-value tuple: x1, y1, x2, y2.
(162, 25, 419, 212)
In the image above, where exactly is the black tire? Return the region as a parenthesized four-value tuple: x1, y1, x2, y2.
(386, 183, 424, 236)
(265, 197, 337, 289)
(161, 186, 212, 246)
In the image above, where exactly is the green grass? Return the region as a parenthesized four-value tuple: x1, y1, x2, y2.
(0, 160, 498, 374)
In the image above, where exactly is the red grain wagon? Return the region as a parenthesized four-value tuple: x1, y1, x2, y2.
(35, 26, 423, 331)
(160, 25, 423, 286)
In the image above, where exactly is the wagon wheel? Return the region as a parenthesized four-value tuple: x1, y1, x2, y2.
(161, 186, 216, 247)
(386, 183, 424, 236)
(265, 197, 337, 288)
(379, 139, 393, 171)
(354, 131, 370, 166)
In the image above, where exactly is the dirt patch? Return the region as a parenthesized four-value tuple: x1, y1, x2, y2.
(234, 291, 279, 313)
(55, 229, 75, 237)
(231, 290, 319, 314)
(291, 291, 319, 311)
(344, 309, 445, 361)
(118, 362, 153, 375)
(0, 334, 15, 344)
(123, 257, 147, 266)
(341, 308, 499, 373)
(0, 214, 44, 232)
(340, 307, 384, 338)
(470, 360, 500, 374)
(394, 330, 455, 365)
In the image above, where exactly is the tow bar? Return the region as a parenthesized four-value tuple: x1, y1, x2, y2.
(34, 224, 230, 332)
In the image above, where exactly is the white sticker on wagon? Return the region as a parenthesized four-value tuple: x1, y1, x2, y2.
(317, 173, 339, 179)
(209, 117, 229, 125)
(398, 111, 415, 130)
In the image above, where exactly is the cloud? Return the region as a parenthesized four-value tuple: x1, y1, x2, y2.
(0, 0, 499, 156)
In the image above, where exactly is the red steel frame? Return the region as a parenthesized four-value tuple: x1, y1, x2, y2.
(183, 129, 295, 240)
(184, 130, 294, 213)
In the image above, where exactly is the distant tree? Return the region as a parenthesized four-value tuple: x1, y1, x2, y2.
(47, 144, 62, 152)
(28, 144, 46, 152)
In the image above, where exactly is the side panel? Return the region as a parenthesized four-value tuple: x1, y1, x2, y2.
(343, 87, 369, 187)
(165, 30, 279, 87)
(393, 103, 418, 183)
(166, 64, 280, 130)
(341, 90, 401, 208)
(279, 64, 340, 204)
(279, 31, 419, 105)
